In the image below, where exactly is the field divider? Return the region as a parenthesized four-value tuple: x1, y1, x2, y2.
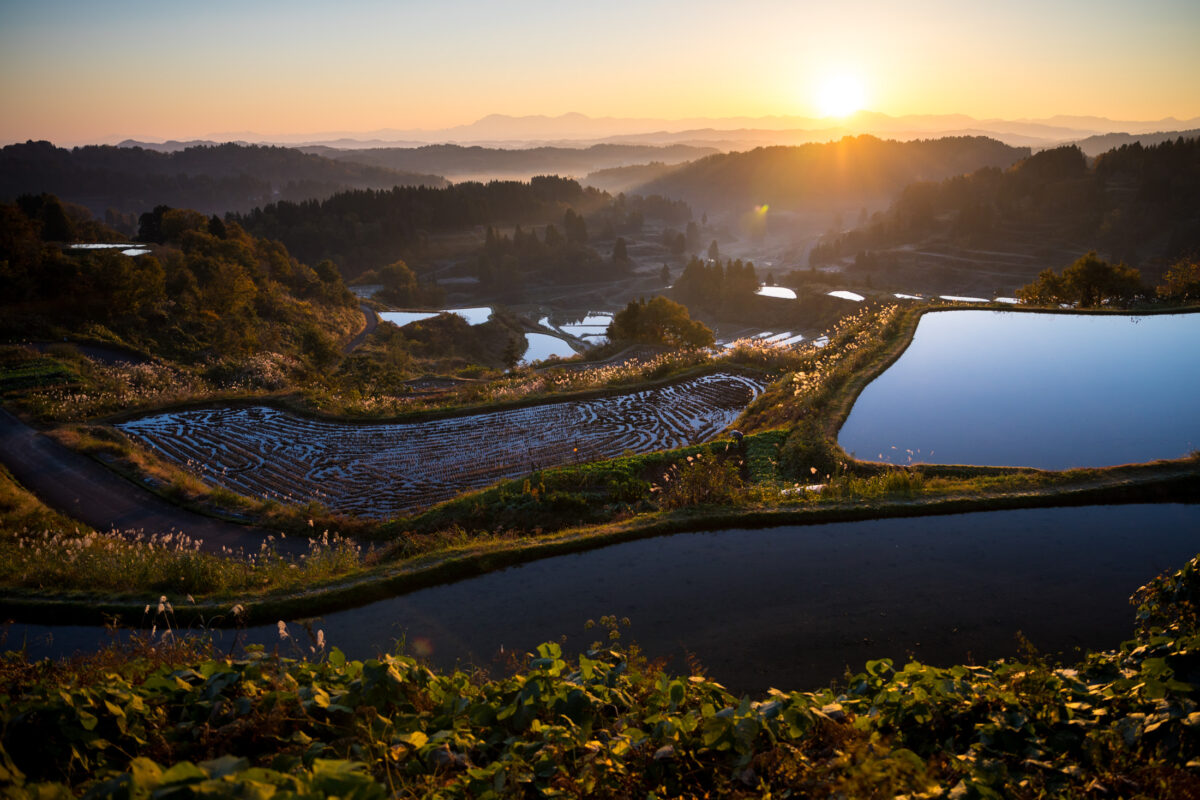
(3, 459, 1195, 628)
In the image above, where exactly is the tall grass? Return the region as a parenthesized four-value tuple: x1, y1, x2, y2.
(0, 467, 367, 597)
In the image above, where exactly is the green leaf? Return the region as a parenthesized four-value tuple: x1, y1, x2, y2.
(160, 761, 208, 785)
(396, 730, 428, 749)
(199, 754, 249, 778)
(128, 757, 164, 791)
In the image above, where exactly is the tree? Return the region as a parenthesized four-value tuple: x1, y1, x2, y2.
(670, 232, 686, 256)
(502, 335, 525, 369)
(1016, 267, 1069, 305)
(376, 260, 420, 305)
(301, 323, 339, 370)
(314, 259, 341, 283)
(609, 296, 714, 348)
(1017, 252, 1142, 308)
(1062, 252, 1141, 307)
(612, 237, 629, 264)
(660, 264, 671, 285)
(39, 196, 73, 241)
(1157, 258, 1200, 303)
(137, 205, 172, 244)
(707, 240, 720, 260)
(563, 209, 588, 244)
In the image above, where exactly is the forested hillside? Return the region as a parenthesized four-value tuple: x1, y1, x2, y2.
(0, 194, 359, 363)
(0, 141, 446, 223)
(234, 177, 689, 278)
(810, 137, 1200, 279)
(636, 135, 1028, 214)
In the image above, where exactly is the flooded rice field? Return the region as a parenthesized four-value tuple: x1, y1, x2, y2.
(18, 504, 1199, 695)
(117, 372, 767, 517)
(839, 310, 1200, 468)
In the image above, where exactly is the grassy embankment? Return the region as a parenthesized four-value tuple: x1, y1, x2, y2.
(4, 551, 1200, 798)
(2, 301, 1197, 626)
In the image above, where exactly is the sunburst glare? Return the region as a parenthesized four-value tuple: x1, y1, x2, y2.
(815, 72, 867, 118)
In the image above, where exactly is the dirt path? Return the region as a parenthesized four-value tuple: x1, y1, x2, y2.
(342, 304, 379, 354)
(0, 408, 309, 557)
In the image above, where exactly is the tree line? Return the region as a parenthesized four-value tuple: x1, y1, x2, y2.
(1, 194, 356, 363)
(0, 141, 444, 222)
(672, 256, 761, 318)
(810, 137, 1200, 277)
(234, 179, 692, 280)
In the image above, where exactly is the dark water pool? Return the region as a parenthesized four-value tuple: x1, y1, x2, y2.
(11, 504, 1199, 695)
(838, 310, 1200, 469)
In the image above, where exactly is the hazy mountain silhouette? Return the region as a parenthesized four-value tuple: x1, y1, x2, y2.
(168, 111, 1200, 152)
(1068, 129, 1200, 157)
(294, 143, 718, 182)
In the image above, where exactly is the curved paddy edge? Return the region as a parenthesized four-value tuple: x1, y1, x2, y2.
(3, 458, 1196, 629)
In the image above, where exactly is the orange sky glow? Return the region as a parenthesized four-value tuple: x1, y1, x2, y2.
(1, 0, 1198, 145)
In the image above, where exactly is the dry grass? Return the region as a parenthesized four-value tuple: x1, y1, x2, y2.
(0, 467, 368, 597)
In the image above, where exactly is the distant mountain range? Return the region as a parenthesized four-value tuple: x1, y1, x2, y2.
(292, 143, 719, 182)
(108, 111, 1200, 153)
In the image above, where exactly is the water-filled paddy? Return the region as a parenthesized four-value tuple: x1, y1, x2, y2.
(116, 372, 766, 517)
(521, 332, 578, 363)
(839, 310, 1200, 468)
(380, 307, 492, 327)
(18, 504, 1199, 694)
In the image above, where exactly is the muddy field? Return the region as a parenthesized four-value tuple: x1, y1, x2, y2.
(117, 372, 767, 518)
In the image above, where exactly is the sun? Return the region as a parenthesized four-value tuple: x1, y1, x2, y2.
(815, 73, 867, 118)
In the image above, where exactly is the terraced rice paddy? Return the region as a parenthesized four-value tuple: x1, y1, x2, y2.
(116, 372, 767, 518)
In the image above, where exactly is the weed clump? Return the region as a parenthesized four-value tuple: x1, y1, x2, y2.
(653, 453, 744, 509)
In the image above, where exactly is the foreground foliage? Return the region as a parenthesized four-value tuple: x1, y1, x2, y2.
(5, 555, 1200, 798)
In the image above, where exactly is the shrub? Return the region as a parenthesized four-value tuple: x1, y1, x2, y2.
(779, 422, 841, 481)
(653, 453, 743, 509)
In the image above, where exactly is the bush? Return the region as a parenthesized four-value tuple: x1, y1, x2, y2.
(653, 454, 743, 509)
(779, 422, 842, 481)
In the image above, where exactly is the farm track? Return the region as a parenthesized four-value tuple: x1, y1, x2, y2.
(342, 303, 379, 354)
(0, 407, 308, 556)
(116, 372, 769, 519)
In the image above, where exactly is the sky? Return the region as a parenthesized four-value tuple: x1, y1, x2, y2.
(2, 0, 1198, 145)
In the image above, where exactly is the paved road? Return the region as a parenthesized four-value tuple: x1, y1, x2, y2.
(343, 304, 379, 354)
(0, 408, 308, 557)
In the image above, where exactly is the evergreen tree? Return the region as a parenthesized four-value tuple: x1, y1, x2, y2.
(612, 237, 629, 263)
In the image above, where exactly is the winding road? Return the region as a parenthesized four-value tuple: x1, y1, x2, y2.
(0, 408, 309, 556)
(342, 303, 379, 354)
(0, 304, 385, 557)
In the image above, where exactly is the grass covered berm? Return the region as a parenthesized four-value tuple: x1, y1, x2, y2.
(5, 556, 1200, 798)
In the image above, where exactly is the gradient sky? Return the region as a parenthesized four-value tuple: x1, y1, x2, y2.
(2, 0, 1198, 145)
